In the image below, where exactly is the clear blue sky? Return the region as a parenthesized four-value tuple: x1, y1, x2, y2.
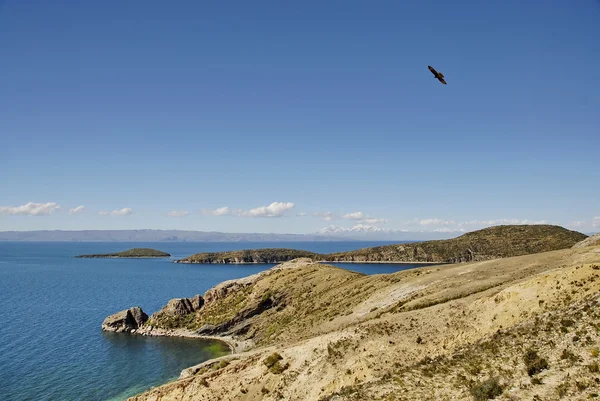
(1, 0, 599, 234)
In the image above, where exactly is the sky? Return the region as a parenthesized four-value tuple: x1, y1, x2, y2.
(1, 0, 599, 235)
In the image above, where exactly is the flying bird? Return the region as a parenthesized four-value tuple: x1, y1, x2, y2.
(428, 65, 446, 85)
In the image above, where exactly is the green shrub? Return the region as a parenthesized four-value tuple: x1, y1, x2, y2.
(469, 377, 503, 401)
(263, 352, 283, 368)
(523, 349, 548, 376)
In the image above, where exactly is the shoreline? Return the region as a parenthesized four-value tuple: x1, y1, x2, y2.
(132, 326, 253, 354)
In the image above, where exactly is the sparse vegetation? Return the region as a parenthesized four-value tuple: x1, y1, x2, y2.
(469, 377, 504, 401)
(523, 349, 548, 376)
(263, 352, 289, 374)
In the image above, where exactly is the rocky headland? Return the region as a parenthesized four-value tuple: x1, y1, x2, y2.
(75, 247, 171, 258)
(100, 225, 600, 400)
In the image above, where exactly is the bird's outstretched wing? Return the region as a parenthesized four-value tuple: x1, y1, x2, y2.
(428, 65, 438, 76)
(437, 77, 447, 85)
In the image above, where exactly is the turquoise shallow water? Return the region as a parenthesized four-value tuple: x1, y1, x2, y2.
(0, 241, 427, 400)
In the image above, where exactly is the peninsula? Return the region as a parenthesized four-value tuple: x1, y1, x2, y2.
(75, 248, 171, 258)
(102, 225, 600, 401)
(175, 224, 586, 264)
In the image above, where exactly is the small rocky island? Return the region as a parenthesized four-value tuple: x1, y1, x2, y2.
(74, 247, 171, 258)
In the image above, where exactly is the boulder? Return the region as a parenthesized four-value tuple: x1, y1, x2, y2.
(102, 306, 148, 333)
(154, 294, 204, 317)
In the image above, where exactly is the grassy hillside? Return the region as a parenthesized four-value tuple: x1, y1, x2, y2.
(128, 244, 600, 401)
(175, 225, 586, 264)
(75, 247, 171, 258)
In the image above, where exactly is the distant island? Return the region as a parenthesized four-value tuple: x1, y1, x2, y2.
(74, 248, 171, 258)
(175, 225, 587, 264)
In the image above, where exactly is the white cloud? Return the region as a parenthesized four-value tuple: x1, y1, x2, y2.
(318, 224, 407, 234)
(201, 202, 295, 218)
(361, 218, 388, 225)
(432, 227, 465, 233)
(342, 211, 387, 225)
(593, 216, 600, 228)
(167, 210, 189, 217)
(567, 221, 585, 229)
(214, 207, 233, 216)
(0, 202, 60, 216)
(313, 211, 336, 221)
(200, 206, 234, 216)
(343, 212, 365, 220)
(98, 208, 133, 216)
(296, 212, 308, 217)
(419, 218, 456, 226)
(245, 202, 295, 218)
(68, 205, 85, 215)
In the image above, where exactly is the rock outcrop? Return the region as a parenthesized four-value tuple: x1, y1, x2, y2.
(156, 295, 204, 317)
(102, 307, 148, 333)
(572, 232, 600, 248)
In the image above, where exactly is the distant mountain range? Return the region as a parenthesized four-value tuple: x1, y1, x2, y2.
(0, 229, 458, 242)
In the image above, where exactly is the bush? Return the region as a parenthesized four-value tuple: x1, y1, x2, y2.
(263, 352, 289, 374)
(469, 377, 503, 401)
(523, 349, 548, 376)
(269, 360, 289, 374)
(588, 361, 599, 373)
(263, 352, 283, 368)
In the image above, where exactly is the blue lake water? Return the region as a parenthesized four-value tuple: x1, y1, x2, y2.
(0, 241, 428, 401)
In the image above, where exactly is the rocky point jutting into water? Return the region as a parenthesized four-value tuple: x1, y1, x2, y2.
(102, 307, 148, 333)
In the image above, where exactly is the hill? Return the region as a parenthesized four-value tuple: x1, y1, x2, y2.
(74, 248, 171, 258)
(326, 224, 587, 263)
(121, 243, 600, 401)
(175, 225, 587, 264)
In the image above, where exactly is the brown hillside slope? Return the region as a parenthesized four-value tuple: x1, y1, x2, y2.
(128, 245, 600, 401)
(175, 225, 586, 264)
